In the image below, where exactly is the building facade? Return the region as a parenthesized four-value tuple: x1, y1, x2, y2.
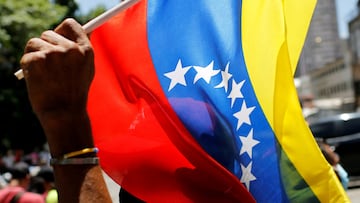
(310, 58, 355, 110)
(296, 0, 359, 116)
(349, 3, 360, 109)
(297, 0, 342, 76)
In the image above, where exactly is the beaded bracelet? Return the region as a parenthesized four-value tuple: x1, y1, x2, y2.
(50, 157, 99, 165)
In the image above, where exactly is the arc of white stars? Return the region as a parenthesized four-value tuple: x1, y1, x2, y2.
(164, 59, 191, 91)
(239, 129, 259, 158)
(233, 101, 255, 130)
(214, 62, 232, 92)
(240, 162, 256, 190)
(227, 80, 245, 108)
(193, 61, 220, 84)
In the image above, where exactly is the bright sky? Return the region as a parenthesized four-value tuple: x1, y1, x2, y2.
(336, 0, 358, 38)
(76, 0, 358, 39)
(75, 0, 118, 13)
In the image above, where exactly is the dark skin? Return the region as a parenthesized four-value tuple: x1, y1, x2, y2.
(20, 18, 112, 203)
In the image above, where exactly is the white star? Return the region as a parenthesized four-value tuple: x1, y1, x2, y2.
(239, 129, 259, 158)
(214, 62, 232, 92)
(233, 101, 255, 130)
(227, 80, 245, 108)
(164, 59, 191, 91)
(193, 61, 220, 84)
(240, 162, 256, 190)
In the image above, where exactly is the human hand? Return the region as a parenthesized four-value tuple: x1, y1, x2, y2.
(20, 18, 94, 119)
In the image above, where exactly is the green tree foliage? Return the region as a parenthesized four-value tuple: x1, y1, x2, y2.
(54, 0, 78, 18)
(0, 0, 66, 67)
(0, 0, 66, 152)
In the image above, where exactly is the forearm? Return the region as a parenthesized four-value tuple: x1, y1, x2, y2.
(38, 110, 94, 158)
(53, 164, 111, 203)
(39, 111, 112, 203)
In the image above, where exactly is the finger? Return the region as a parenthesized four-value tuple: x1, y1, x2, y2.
(40, 30, 74, 47)
(54, 18, 90, 46)
(24, 38, 54, 53)
(20, 51, 47, 79)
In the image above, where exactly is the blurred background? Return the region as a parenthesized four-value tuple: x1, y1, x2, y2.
(296, 0, 360, 191)
(1, 0, 360, 201)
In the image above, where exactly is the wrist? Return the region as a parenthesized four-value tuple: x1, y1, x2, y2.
(38, 110, 95, 158)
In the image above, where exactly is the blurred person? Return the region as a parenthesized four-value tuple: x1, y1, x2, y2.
(38, 145, 51, 166)
(0, 173, 8, 189)
(36, 167, 58, 203)
(28, 176, 45, 194)
(14, 150, 24, 164)
(0, 162, 44, 203)
(0, 155, 9, 189)
(2, 150, 15, 169)
(317, 139, 349, 190)
(23, 150, 40, 166)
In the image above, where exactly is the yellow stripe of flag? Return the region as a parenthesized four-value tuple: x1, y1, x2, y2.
(242, 0, 350, 202)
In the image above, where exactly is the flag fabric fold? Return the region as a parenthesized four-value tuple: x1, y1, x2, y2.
(88, 0, 349, 202)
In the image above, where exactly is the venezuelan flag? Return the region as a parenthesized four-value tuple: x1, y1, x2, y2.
(88, 0, 349, 202)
